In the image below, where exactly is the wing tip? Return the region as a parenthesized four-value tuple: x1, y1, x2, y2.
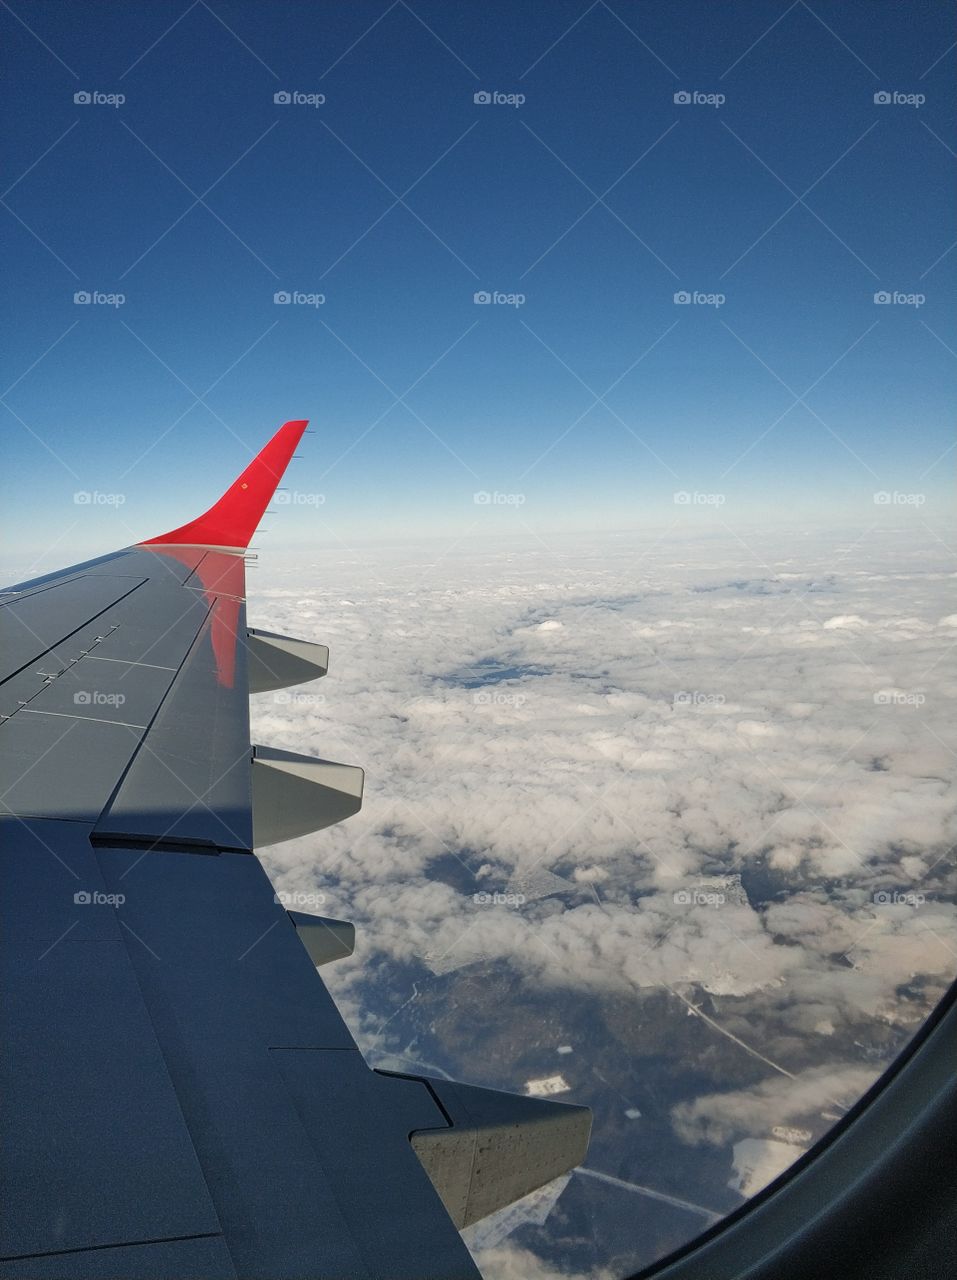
(139, 419, 310, 550)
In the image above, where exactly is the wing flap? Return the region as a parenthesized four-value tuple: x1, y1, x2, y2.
(94, 595, 253, 851)
(0, 575, 146, 684)
(0, 822, 224, 1260)
(0, 714, 144, 824)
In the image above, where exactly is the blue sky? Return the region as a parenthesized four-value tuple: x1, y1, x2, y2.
(1, 0, 954, 562)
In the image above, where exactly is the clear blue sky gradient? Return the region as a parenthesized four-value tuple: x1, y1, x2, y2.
(1, 1, 954, 560)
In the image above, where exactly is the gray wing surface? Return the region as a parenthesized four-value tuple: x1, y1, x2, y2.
(0, 422, 590, 1280)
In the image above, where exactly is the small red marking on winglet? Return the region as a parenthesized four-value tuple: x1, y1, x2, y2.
(139, 419, 308, 549)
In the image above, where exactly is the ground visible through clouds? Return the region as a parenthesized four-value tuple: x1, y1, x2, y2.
(250, 524, 956, 1280)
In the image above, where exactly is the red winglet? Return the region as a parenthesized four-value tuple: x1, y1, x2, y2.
(140, 420, 308, 549)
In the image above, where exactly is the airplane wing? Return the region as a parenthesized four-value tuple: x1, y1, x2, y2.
(0, 421, 591, 1280)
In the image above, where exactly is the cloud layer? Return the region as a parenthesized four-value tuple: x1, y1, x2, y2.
(250, 525, 956, 1277)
